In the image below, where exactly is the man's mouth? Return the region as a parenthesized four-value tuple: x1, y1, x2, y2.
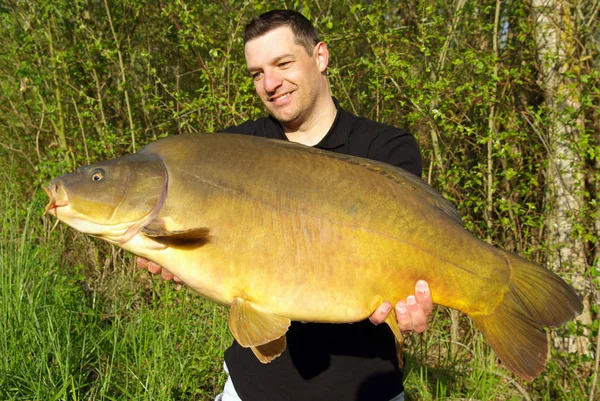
(269, 91, 292, 105)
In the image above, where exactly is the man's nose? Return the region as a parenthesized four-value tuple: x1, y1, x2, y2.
(263, 70, 283, 93)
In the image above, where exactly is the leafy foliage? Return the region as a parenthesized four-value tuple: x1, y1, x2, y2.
(0, 0, 598, 399)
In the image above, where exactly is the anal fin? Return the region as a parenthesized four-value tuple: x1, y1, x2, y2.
(384, 311, 405, 368)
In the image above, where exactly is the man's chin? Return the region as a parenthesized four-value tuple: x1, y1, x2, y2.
(269, 109, 299, 126)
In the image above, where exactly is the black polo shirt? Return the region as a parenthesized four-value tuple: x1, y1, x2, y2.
(221, 100, 422, 401)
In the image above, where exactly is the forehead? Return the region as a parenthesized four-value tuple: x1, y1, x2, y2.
(244, 26, 308, 67)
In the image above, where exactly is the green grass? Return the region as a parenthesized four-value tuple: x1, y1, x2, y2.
(0, 179, 595, 400)
(0, 183, 231, 400)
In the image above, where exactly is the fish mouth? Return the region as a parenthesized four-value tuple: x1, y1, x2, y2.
(43, 180, 69, 216)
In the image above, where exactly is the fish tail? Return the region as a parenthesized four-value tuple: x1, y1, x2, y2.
(470, 253, 583, 381)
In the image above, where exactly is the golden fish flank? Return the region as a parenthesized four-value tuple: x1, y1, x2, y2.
(44, 133, 583, 380)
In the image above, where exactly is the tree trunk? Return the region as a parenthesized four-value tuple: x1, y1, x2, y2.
(533, 0, 591, 355)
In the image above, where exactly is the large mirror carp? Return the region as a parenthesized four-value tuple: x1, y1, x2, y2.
(44, 133, 583, 380)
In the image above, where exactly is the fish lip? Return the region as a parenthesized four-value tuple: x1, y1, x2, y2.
(43, 181, 69, 216)
(43, 186, 54, 216)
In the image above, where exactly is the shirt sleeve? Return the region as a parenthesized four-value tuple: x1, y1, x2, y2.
(367, 128, 422, 178)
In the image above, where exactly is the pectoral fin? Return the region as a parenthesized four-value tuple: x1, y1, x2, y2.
(141, 220, 210, 245)
(385, 312, 405, 368)
(229, 297, 290, 361)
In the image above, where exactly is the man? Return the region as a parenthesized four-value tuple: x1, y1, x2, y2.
(137, 10, 433, 401)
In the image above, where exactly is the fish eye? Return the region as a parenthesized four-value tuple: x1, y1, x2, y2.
(90, 168, 105, 182)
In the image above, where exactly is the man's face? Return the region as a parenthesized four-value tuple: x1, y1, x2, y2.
(244, 26, 328, 128)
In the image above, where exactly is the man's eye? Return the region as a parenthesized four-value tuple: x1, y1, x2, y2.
(279, 61, 291, 68)
(252, 72, 263, 80)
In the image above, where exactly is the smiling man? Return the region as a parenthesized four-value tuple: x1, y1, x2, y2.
(137, 10, 433, 401)
(244, 23, 336, 145)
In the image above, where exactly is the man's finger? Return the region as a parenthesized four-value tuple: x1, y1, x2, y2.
(136, 257, 149, 269)
(147, 261, 163, 274)
(414, 280, 433, 316)
(406, 295, 428, 333)
(369, 302, 392, 325)
(395, 300, 413, 332)
(161, 267, 174, 281)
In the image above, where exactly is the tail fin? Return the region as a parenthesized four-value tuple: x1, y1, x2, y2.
(470, 254, 583, 380)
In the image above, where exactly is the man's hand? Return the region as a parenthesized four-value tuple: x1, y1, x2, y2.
(369, 280, 433, 333)
(136, 256, 183, 283)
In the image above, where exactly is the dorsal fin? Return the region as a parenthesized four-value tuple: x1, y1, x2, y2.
(262, 137, 463, 224)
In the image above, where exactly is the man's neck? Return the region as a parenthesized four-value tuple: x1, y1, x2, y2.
(282, 96, 337, 146)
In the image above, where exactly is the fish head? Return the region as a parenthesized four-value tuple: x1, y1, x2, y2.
(44, 153, 167, 244)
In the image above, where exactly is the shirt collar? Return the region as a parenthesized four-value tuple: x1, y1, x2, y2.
(313, 97, 348, 150)
(267, 97, 349, 150)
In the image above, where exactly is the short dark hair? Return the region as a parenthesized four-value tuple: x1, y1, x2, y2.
(244, 10, 320, 55)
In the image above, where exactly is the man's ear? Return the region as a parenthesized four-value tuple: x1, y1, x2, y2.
(314, 42, 329, 72)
